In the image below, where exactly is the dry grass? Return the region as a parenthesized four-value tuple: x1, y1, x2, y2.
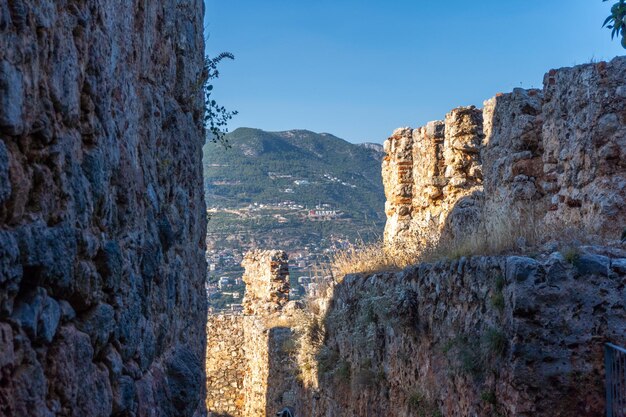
(331, 213, 530, 277)
(331, 239, 413, 277)
(331, 196, 608, 277)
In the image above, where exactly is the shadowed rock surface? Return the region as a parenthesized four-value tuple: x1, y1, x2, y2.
(298, 252, 625, 417)
(0, 1, 208, 416)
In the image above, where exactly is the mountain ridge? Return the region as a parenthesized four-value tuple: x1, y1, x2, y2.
(203, 127, 386, 254)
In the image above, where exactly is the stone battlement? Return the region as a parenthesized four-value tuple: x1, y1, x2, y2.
(383, 57, 626, 249)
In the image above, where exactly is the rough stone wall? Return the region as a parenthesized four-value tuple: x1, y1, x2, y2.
(541, 59, 626, 235)
(383, 57, 626, 248)
(0, 1, 208, 416)
(383, 106, 484, 247)
(302, 252, 626, 417)
(382, 127, 413, 244)
(241, 250, 293, 417)
(205, 315, 245, 416)
(242, 250, 290, 315)
(205, 250, 296, 417)
(482, 88, 545, 218)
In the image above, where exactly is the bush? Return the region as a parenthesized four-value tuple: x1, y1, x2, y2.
(494, 275, 506, 292)
(408, 390, 441, 417)
(562, 247, 580, 264)
(490, 292, 505, 311)
(201, 53, 238, 146)
(317, 347, 339, 374)
(354, 368, 378, 388)
(335, 361, 351, 384)
(484, 328, 508, 357)
(481, 390, 497, 405)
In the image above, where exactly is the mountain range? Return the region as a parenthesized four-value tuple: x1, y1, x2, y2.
(202, 128, 386, 254)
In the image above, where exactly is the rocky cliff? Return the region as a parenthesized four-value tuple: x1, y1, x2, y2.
(0, 1, 208, 416)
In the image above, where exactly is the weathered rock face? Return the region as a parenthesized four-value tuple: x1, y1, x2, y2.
(383, 57, 626, 249)
(301, 251, 625, 417)
(541, 60, 626, 235)
(0, 1, 208, 416)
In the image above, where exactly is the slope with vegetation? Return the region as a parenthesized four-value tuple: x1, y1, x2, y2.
(203, 128, 386, 253)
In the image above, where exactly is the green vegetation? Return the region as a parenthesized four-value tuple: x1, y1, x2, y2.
(280, 339, 298, 355)
(408, 390, 426, 409)
(204, 128, 386, 251)
(603, 0, 626, 48)
(484, 327, 508, 357)
(491, 275, 506, 311)
(204, 128, 384, 213)
(317, 347, 339, 374)
(562, 247, 580, 264)
(408, 390, 441, 417)
(202, 53, 238, 146)
(335, 361, 351, 384)
(490, 292, 505, 311)
(480, 390, 497, 405)
(494, 275, 506, 292)
(354, 367, 380, 388)
(443, 327, 509, 379)
(459, 341, 484, 377)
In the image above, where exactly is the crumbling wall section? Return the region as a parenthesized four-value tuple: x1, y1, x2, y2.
(383, 57, 626, 249)
(205, 250, 295, 417)
(541, 59, 626, 235)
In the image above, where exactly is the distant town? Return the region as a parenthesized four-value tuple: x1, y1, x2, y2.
(205, 202, 348, 313)
(202, 128, 386, 313)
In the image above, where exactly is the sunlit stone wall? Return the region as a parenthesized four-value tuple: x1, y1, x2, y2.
(383, 57, 626, 250)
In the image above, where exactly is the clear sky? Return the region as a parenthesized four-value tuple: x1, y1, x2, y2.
(203, 1, 624, 143)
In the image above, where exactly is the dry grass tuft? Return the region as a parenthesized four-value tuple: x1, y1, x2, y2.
(331, 239, 412, 278)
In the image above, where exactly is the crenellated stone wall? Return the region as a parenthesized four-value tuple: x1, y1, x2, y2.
(383, 57, 626, 249)
(294, 57, 626, 417)
(242, 250, 290, 316)
(0, 1, 208, 416)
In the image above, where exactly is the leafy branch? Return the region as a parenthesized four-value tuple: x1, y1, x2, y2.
(603, 0, 626, 48)
(202, 52, 238, 147)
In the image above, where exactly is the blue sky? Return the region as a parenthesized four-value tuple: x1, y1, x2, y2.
(204, 1, 624, 143)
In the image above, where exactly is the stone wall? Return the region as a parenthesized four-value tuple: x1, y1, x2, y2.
(299, 251, 626, 417)
(0, 1, 208, 416)
(205, 250, 297, 417)
(383, 57, 626, 249)
(205, 315, 245, 416)
(242, 250, 290, 315)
